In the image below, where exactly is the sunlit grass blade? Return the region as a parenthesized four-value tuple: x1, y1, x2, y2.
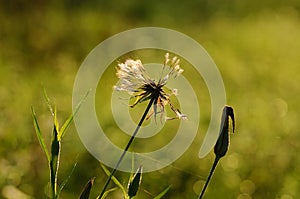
(99, 164, 127, 198)
(50, 122, 60, 199)
(79, 177, 95, 199)
(43, 87, 54, 116)
(31, 106, 50, 162)
(58, 111, 74, 141)
(56, 161, 78, 198)
(153, 186, 171, 199)
(58, 90, 90, 140)
(98, 187, 118, 199)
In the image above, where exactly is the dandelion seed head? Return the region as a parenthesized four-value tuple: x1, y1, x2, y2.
(114, 53, 186, 120)
(115, 59, 152, 94)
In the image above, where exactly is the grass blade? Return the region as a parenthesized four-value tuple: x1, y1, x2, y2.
(58, 90, 90, 140)
(100, 164, 127, 197)
(153, 186, 171, 199)
(43, 87, 54, 116)
(79, 177, 95, 199)
(97, 187, 118, 199)
(31, 106, 50, 162)
(56, 161, 78, 197)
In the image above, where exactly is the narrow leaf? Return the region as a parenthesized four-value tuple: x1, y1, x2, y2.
(80, 177, 95, 199)
(153, 186, 171, 199)
(97, 187, 118, 199)
(31, 106, 50, 162)
(43, 87, 54, 116)
(56, 161, 78, 197)
(58, 90, 90, 140)
(100, 164, 127, 197)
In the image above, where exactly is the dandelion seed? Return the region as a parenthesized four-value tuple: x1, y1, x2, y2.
(114, 53, 186, 120)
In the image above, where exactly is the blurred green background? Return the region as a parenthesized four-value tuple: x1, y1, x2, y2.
(1, 0, 300, 198)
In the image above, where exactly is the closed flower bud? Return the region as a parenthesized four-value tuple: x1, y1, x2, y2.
(214, 106, 235, 159)
(127, 166, 143, 198)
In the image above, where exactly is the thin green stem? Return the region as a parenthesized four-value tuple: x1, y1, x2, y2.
(198, 156, 220, 199)
(99, 97, 155, 198)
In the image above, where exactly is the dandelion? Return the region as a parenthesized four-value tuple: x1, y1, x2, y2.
(99, 53, 186, 198)
(114, 53, 187, 121)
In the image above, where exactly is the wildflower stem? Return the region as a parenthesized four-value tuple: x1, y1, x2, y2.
(198, 156, 220, 199)
(99, 97, 155, 198)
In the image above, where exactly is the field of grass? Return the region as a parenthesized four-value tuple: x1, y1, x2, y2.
(1, 1, 300, 199)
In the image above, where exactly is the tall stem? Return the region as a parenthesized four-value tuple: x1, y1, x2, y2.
(99, 97, 155, 198)
(198, 156, 220, 199)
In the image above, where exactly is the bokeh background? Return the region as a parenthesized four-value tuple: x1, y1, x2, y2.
(1, 1, 300, 198)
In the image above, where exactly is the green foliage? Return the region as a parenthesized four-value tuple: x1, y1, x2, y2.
(99, 163, 127, 198)
(1, 1, 300, 198)
(31, 94, 89, 198)
(153, 186, 171, 199)
(57, 161, 78, 197)
(31, 106, 50, 162)
(59, 90, 90, 140)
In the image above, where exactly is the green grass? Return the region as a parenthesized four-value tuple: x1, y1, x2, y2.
(1, 1, 300, 198)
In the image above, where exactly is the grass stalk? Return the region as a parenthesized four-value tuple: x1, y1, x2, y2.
(98, 97, 155, 198)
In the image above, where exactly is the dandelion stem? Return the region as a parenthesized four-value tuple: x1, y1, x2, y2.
(198, 156, 220, 199)
(99, 97, 155, 198)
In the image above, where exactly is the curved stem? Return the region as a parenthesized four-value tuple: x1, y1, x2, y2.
(99, 97, 155, 198)
(198, 156, 220, 199)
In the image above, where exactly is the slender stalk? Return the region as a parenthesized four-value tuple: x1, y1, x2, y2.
(99, 97, 155, 198)
(198, 156, 220, 199)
